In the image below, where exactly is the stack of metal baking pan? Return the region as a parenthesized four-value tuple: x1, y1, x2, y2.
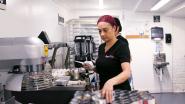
(69, 90, 155, 104)
(112, 90, 155, 104)
(21, 71, 55, 91)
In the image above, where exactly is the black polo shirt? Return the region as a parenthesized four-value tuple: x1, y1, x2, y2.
(117, 35, 129, 46)
(96, 39, 131, 90)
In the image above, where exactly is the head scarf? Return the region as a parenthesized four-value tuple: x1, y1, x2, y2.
(97, 15, 116, 27)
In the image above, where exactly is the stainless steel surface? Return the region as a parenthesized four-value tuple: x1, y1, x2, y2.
(19, 64, 44, 72)
(153, 53, 169, 69)
(5, 74, 24, 91)
(73, 69, 80, 80)
(0, 37, 43, 60)
(5, 71, 55, 91)
(0, 37, 54, 91)
(0, 37, 44, 70)
(153, 53, 172, 92)
(49, 42, 69, 68)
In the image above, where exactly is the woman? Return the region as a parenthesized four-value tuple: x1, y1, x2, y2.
(84, 15, 131, 103)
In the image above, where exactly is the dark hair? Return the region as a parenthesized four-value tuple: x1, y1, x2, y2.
(97, 15, 116, 27)
(114, 17, 122, 32)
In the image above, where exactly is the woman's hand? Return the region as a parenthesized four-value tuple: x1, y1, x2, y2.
(83, 61, 95, 70)
(101, 79, 115, 103)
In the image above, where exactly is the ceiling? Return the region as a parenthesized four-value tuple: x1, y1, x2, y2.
(54, 0, 185, 18)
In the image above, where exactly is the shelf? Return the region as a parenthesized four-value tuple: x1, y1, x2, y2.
(126, 35, 149, 39)
(68, 19, 101, 61)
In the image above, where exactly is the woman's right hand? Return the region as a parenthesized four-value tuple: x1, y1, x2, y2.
(101, 79, 115, 103)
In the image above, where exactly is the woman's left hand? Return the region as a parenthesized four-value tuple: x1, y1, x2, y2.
(101, 79, 115, 103)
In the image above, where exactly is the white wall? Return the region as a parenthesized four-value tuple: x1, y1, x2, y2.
(0, 0, 71, 69)
(124, 11, 173, 92)
(0, 0, 70, 42)
(70, 9, 185, 92)
(172, 18, 185, 92)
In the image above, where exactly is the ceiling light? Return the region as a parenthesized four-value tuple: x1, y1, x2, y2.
(151, 0, 171, 11)
(99, 0, 104, 9)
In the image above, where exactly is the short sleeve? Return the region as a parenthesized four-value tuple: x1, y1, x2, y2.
(116, 42, 131, 63)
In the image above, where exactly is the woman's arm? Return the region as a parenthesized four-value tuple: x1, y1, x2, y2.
(101, 62, 131, 103)
(109, 62, 131, 85)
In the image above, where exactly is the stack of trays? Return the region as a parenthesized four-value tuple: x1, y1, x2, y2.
(21, 71, 54, 91)
(112, 90, 155, 104)
(69, 90, 155, 104)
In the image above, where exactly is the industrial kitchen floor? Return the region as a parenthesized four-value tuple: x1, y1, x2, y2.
(152, 92, 185, 104)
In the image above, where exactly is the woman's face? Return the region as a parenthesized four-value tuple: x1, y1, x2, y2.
(97, 22, 116, 42)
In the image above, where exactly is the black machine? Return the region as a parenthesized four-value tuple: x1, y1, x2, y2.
(74, 35, 96, 68)
(165, 33, 172, 43)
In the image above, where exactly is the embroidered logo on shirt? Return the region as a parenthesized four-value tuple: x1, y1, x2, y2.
(105, 55, 114, 58)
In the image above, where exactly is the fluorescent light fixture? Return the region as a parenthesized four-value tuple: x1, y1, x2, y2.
(99, 0, 104, 9)
(151, 0, 171, 11)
